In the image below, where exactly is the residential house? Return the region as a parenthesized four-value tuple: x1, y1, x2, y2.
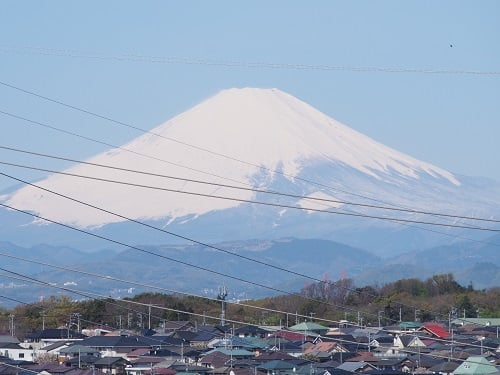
(376, 357, 417, 373)
(289, 322, 329, 338)
(428, 360, 460, 375)
(24, 329, 86, 351)
(418, 324, 451, 340)
(76, 335, 164, 358)
(256, 359, 298, 375)
(125, 356, 167, 375)
(161, 321, 195, 334)
(59, 344, 101, 361)
(22, 363, 106, 375)
(336, 361, 377, 373)
(94, 357, 130, 375)
(199, 350, 234, 368)
(303, 340, 348, 361)
(233, 325, 270, 338)
(0, 336, 38, 362)
(453, 356, 500, 375)
(394, 335, 427, 350)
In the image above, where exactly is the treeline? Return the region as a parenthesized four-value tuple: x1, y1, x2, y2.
(297, 273, 498, 323)
(1, 273, 498, 339)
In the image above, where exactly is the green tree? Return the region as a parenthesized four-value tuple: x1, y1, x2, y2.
(456, 294, 476, 318)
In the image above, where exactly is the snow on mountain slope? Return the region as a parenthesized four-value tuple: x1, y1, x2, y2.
(6, 87, 461, 229)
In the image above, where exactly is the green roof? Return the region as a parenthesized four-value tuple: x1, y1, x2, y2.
(207, 348, 254, 357)
(398, 321, 422, 329)
(454, 356, 499, 375)
(289, 322, 328, 332)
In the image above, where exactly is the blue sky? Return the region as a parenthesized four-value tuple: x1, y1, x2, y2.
(1, 1, 499, 192)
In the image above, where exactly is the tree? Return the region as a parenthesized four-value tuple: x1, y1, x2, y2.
(456, 294, 476, 318)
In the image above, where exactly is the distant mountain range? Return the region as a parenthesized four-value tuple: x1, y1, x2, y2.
(0, 236, 497, 308)
(2, 88, 500, 254)
(1, 87, 499, 302)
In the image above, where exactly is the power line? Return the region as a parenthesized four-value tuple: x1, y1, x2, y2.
(4, 151, 499, 250)
(0, 173, 492, 326)
(1, 45, 499, 76)
(0, 78, 491, 222)
(0, 267, 351, 330)
(0, 200, 392, 323)
(2, 146, 499, 225)
(0, 109, 250, 188)
(2, 95, 497, 241)
(0, 250, 356, 328)
(0, 271, 494, 364)
(0, 272, 231, 337)
(1, 170, 497, 233)
(0, 77, 490, 223)
(0, 268, 484, 351)
(0, 83, 497, 321)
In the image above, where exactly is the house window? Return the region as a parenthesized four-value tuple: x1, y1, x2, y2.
(19, 353, 25, 358)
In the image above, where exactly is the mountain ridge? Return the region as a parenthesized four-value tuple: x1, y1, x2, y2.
(0, 236, 497, 308)
(1, 87, 499, 252)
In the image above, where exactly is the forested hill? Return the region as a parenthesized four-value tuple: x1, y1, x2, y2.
(3, 273, 498, 339)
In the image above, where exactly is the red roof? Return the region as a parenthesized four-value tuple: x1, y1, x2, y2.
(420, 323, 451, 339)
(271, 329, 309, 341)
(346, 351, 378, 363)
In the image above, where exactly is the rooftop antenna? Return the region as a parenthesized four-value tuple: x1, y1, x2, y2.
(218, 285, 228, 326)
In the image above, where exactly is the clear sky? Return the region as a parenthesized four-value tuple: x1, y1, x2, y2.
(1, 1, 499, 193)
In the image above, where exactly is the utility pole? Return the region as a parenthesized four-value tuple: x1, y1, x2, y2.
(127, 313, 133, 328)
(218, 286, 228, 326)
(8, 314, 15, 336)
(146, 304, 162, 330)
(72, 313, 81, 332)
(137, 313, 143, 328)
(148, 304, 152, 330)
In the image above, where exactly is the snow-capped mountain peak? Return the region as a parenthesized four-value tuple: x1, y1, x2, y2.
(6, 87, 462, 229)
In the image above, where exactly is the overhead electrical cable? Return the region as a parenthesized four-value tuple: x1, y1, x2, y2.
(0, 79, 478, 219)
(0, 109, 250, 188)
(2, 146, 499, 226)
(0, 200, 392, 324)
(0, 173, 490, 325)
(0, 267, 359, 331)
(1, 105, 493, 239)
(0, 270, 237, 332)
(0, 294, 29, 307)
(0, 271, 491, 360)
(0, 268, 484, 352)
(1, 171, 496, 232)
(7, 244, 483, 329)
(0, 88, 496, 320)
(0, 286, 459, 366)
(0, 249, 352, 327)
(3, 79, 498, 248)
(0, 242, 473, 330)
(1, 46, 499, 76)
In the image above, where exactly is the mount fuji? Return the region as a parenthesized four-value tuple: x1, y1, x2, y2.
(2, 88, 500, 255)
